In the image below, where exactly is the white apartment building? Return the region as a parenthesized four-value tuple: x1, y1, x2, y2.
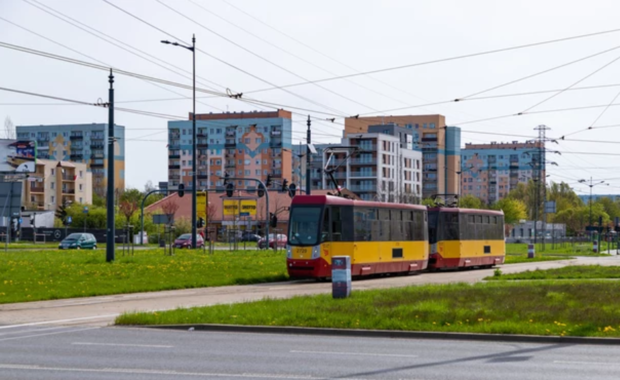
(316, 132, 423, 203)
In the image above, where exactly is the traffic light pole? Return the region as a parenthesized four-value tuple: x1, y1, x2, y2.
(226, 178, 270, 248)
(106, 70, 115, 263)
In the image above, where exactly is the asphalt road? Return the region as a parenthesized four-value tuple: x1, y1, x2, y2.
(0, 326, 619, 380)
(1, 255, 620, 329)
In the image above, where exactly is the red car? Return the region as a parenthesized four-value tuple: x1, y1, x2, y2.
(258, 234, 287, 249)
(174, 233, 205, 248)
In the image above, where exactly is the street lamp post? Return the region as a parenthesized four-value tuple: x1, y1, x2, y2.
(161, 35, 197, 249)
(579, 177, 608, 238)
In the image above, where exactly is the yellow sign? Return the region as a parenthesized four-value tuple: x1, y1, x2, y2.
(223, 200, 239, 216)
(240, 200, 257, 216)
(223, 199, 257, 216)
(197, 192, 207, 219)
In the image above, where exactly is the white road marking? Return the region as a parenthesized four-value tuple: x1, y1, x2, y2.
(554, 360, 619, 366)
(0, 364, 329, 379)
(0, 326, 68, 337)
(0, 314, 119, 330)
(0, 327, 99, 342)
(290, 349, 418, 358)
(72, 342, 173, 348)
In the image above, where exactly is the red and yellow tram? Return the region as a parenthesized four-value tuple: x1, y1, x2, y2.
(286, 195, 428, 279)
(286, 195, 506, 279)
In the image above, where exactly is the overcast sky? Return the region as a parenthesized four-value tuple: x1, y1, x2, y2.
(2, 0, 620, 196)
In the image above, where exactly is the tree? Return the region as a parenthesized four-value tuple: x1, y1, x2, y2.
(491, 198, 527, 224)
(119, 199, 138, 224)
(4, 116, 15, 140)
(92, 194, 106, 207)
(594, 197, 620, 222)
(144, 180, 156, 193)
(120, 188, 142, 205)
(459, 194, 484, 209)
(160, 199, 180, 226)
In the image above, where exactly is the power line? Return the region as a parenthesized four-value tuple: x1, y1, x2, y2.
(226, 26, 620, 93)
(459, 43, 620, 100)
(520, 51, 620, 113)
(102, 0, 350, 118)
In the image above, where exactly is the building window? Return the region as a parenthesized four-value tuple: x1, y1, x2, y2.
(50, 182, 55, 189)
(51, 168, 55, 175)
(51, 196, 55, 203)
(79, 184, 83, 190)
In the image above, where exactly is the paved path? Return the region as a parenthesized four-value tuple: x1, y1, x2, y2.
(1, 326, 619, 380)
(1, 255, 619, 328)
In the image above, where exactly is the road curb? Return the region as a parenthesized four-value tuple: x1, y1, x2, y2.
(137, 323, 620, 345)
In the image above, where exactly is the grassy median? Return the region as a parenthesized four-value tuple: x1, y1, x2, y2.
(116, 281, 620, 337)
(488, 265, 620, 281)
(0, 249, 287, 304)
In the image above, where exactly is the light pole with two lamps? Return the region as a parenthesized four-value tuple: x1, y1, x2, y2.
(578, 177, 609, 237)
(161, 35, 198, 249)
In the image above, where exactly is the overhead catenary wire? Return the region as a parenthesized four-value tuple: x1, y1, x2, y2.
(212, 24, 620, 92)
(102, 0, 351, 118)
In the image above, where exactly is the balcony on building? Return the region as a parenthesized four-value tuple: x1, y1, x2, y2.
(90, 161, 104, 168)
(61, 170, 76, 181)
(348, 184, 377, 192)
(62, 186, 76, 195)
(269, 138, 283, 148)
(350, 170, 377, 177)
(225, 139, 236, 148)
(272, 150, 282, 158)
(38, 153, 50, 159)
(70, 152, 83, 160)
(168, 162, 181, 169)
(225, 126, 236, 138)
(225, 161, 236, 168)
(169, 129, 180, 140)
(70, 132, 83, 140)
(91, 152, 105, 159)
(91, 133, 105, 141)
(270, 170, 283, 178)
(197, 172, 209, 180)
(168, 143, 181, 151)
(169, 174, 181, 180)
(349, 157, 377, 165)
(197, 139, 208, 148)
(197, 128, 207, 138)
(331, 171, 347, 179)
(168, 150, 181, 159)
(30, 182, 45, 193)
(91, 142, 105, 150)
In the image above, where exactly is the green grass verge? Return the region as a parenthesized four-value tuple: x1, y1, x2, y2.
(0, 249, 287, 304)
(488, 265, 620, 281)
(503, 253, 570, 264)
(506, 243, 607, 256)
(116, 281, 620, 337)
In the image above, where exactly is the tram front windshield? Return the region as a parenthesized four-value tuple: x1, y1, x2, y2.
(288, 206, 322, 246)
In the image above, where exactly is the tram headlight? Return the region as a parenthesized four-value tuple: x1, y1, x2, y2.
(311, 245, 321, 259)
(286, 245, 292, 259)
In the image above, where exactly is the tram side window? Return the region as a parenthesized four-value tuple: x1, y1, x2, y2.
(442, 213, 460, 240)
(321, 208, 330, 242)
(331, 207, 342, 241)
(354, 208, 374, 241)
(413, 210, 425, 240)
(404, 210, 413, 241)
(340, 206, 354, 241)
(391, 210, 403, 241)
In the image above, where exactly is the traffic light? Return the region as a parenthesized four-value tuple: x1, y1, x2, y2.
(257, 183, 266, 198)
(197, 217, 205, 228)
(288, 183, 297, 198)
(223, 172, 230, 185)
(270, 212, 278, 228)
(281, 179, 289, 192)
(178, 183, 185, 198)
(30, 214, 35, 228)
(265, 174, 272, 188)
(226, 183, 234, 197)
(11, 218, 18, 232)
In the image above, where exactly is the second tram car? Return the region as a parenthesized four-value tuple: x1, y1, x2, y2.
(428, 207, 506, 269)
(286, 195, 429, 279)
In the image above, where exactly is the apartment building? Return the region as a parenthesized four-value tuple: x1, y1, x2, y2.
(21, 159, 92, 210)
(461, 141, 544, 204)
(167, 110, 293, 191)
(307, 129, 422, 202)
(344, 115, 461, 199)
(16, 123, 125, 197)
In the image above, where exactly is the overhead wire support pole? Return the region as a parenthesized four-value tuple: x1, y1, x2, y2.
(161, 34, 197, 249)
(191, 34, 197, 249)
(306, 115, 311, 195)
(106, 69, 115, 263)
